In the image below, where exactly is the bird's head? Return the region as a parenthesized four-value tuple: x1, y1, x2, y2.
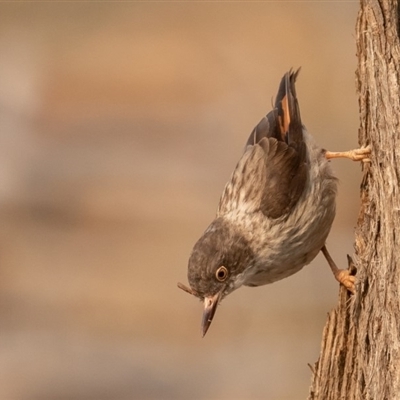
(178, 218, 254, 336)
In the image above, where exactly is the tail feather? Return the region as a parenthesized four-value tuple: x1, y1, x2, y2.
(246, 69, 305, 162)
(275, 69, 304, 153)
(246, 110, 281, 146)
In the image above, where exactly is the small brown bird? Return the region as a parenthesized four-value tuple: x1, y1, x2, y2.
(178, 70, 370, 336)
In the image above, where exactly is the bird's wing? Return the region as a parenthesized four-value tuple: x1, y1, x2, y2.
(218, 70, 308, 219)
(217, 137, 307, 218)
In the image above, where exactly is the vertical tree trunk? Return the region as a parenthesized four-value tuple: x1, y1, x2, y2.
(308, 1, 400, 399)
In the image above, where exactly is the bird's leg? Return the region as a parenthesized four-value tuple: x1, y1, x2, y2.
(324, 145, 371, 162)
(321, 245, 356, 294)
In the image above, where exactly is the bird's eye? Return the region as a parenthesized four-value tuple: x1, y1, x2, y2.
(215, 266, 228, 282)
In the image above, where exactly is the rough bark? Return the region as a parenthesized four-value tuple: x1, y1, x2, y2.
(308, 1, 400, 399)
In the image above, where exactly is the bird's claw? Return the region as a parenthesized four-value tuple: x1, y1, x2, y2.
(335, 269, 356, 295)
(348, 146, 371, 162)
(325, 145, 371, 163)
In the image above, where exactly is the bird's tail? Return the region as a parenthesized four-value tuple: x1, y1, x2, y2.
(275, 68, 303, 150)
(246, 69, 305, 158)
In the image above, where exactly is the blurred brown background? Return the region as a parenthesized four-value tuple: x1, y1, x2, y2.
(1, 3, 361, 400)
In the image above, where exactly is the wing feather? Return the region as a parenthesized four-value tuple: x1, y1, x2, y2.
(218, 70, 308, 219)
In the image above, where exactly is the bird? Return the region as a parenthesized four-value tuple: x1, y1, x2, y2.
(178, 69, 371, 337)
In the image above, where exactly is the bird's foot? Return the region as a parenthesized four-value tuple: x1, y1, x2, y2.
(321, 245, 356, 295)
(334, 268, 356, 295)
(325, 145, 371, 163)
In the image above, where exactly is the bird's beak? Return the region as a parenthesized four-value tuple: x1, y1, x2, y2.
(202, 292, 221, 337)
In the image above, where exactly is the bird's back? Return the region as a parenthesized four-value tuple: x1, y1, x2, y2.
(218, 70, 308, 220)
(216, 70, 337, 286)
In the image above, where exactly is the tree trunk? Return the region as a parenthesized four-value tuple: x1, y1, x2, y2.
(308, 1, 400, 399)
